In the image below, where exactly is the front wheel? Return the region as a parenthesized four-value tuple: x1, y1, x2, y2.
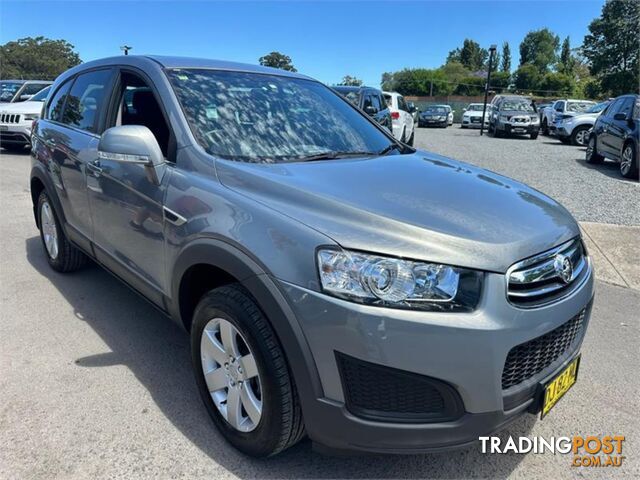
(585, 135, 604, 164)
(191, 284, 305, 457)
(530, 132, 539, 140)
(542, 119, 549, 135)
(571, 125, 591, 146)
(620, 143, 638, 179)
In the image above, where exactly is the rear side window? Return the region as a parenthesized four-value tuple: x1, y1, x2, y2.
(63, 69, 113, 133)
(46, 80, 73, 122)
(383, 94, 392, 108)
(362, 94, 374, 111)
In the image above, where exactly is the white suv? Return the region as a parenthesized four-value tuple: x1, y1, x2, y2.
(383, 91, 415, 145)
(0, 86, 50, 151)
(541, 99, 596, 136)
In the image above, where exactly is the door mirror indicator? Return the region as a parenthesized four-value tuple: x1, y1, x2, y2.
(98, 125, 165, 185)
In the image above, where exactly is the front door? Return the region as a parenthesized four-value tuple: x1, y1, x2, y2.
(86, 70, 173, 305)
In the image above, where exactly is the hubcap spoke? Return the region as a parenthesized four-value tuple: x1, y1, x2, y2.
(220, 321, 240, 357)
(204, 367, 228, 392)
(40, 202, 59, 260)
(202, 329, 228, 366)
(240, 383, 262, 424)
(239, 354, 258, 380)
(225, 385, 242, 429)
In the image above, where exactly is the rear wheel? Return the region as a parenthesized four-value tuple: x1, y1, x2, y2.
(37, 192, 87, 272)
(571, 125, 590, 146)
(585, 135, 604, 164)
(191, 284, 304, 457)
(406, 129, 415, 146)
(620, 143, 638, 179)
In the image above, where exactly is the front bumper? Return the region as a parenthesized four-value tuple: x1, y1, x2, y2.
(278, 265, 594, 453)
(462, 118, 488, 128)
(419, 118, 448, 127)
(0, 124, 31, 145)
(497, 123, 540, 135)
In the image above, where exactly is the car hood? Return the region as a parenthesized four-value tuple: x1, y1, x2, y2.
(466, 110, 487, 117)
(0, 100, 43, 114)
(500, 110, 537, 117)
(217, 151, 579, 272)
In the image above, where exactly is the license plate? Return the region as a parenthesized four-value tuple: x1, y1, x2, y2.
(0, 125, 7, 131)
(513, 128, 526, 133)
(541, 355, 580, 418)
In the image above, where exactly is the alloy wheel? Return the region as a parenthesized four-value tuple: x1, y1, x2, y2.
(620, 145, 633, 176)
(40, 201, 59, 260)
(575, 129, 588, 146)
(200, 317, 262, 432)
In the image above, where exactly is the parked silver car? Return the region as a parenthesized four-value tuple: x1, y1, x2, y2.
(30, 56, 594, 457)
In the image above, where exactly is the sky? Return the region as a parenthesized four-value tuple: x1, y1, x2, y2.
(1, 0, 605, 87)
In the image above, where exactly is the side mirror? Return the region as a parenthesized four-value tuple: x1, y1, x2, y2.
(463, 108, 467, 112)
(98, 125, 165, 185)
(613, 112, 629, 121)
(364, 105, 377, 115)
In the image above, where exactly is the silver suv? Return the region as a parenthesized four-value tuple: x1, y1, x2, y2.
(30, 56, 594, 457)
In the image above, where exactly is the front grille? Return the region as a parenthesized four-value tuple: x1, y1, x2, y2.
(0, 113, 21, 124)
(502, 309, 585, 389)
(336, 352, 463, 423)
(507, 237, 588, 307)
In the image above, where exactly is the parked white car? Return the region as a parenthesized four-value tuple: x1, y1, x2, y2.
(0, 86, 50, 151)
(541, 99, 596, 136)
(461, 103, 490, 128)
(383, 91, 415, 145)
(554, 101, 610, 146)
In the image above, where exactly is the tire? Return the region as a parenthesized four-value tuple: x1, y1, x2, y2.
(542, 119, 549, 136)
(571, 125, 591, 146)
(530, 132, 539, 140)
(400, 126, 406, 143)
(37, 191, 87, 272)
(585, 135, 604, 164)
(406, 129, 415, 146)
(191, 284, 305, 457)
(620, 142, 638, 180)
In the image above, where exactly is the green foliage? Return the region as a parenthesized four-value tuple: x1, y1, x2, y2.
(0, 36, 81, 80)
(559, 36, 575, 74)
(338, 75, 363, 86)
(447, 39, 488, 71)
(491, 71, 512, 91)
(514, 64, 542, 92)
(258, 51, 297, 72)
(501, 42, 512, 72)
(519, 28, 560, 72)
(583, 0, 640, 97)
(539, 72, 573, 95)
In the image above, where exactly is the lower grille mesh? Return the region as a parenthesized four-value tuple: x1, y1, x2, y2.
(502, 309, 585, 389)
(336, 353, 463, 422)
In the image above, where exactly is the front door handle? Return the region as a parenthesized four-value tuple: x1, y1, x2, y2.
(86, 160, 102, 177)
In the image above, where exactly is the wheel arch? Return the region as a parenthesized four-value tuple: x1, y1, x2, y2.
(170, 237, 324, 408)
(30, 166, 65, 229)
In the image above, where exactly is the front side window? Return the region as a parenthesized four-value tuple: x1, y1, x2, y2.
(585, 102, 609, 114)
(616, 97, 634, 119)
(166, 69, 393, 163)
(62, 69, 112, 133)
(30, 86, 51, 102)
(22, 83, 49, 97)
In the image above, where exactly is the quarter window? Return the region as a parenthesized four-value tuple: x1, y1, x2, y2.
(63, 69, 113, 133)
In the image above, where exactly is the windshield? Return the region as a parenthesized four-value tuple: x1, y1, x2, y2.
(467, 104, 485, 112)
(166, 69, 393, 163)
(424, 106, 447, 114)
(0, 82, 23, 102)
(584, 102, 608, 114)
(29, 86, 52, 102)
(501, 100, 535, 112)
(567, 101, 595, 113)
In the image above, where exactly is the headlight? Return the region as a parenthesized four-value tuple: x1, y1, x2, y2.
(23, 114, 40, 121)
(499, 115, 509, 122)
(530, 116, 539, 123)
(317, 248, 482, 311)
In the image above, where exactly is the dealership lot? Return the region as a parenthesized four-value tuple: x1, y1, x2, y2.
(1, 134, 639, 479)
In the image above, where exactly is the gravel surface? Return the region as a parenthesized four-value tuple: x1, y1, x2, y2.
(414, 127, 639, 226)
(2, 150, 640, 479)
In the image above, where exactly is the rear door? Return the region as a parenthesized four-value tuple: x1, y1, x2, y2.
(38, 68, 115, 251)
(397, 95, 413, 139)
(598, 98, 623, 157)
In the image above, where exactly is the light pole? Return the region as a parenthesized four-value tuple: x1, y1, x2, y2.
(480, 44, 497, 136)
(120, 45, 132, 56)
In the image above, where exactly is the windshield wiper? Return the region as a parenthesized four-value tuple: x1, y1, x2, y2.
(376, 144, 400, 156)
(295, 150, 378, 162)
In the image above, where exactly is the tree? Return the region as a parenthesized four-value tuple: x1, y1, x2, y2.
(519, 28, 560, 72)
(258, 51, 297, 72)
(514, 64, 542, 92)
(583, 0, 640, 97)
(0, 36, 81, 80)
(501, 42, 512, 72)
(338, 75, 363, 86)
(447, 39, 488, 71)
(559, 36, 575, 74)
(539, 72, 574, 95)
